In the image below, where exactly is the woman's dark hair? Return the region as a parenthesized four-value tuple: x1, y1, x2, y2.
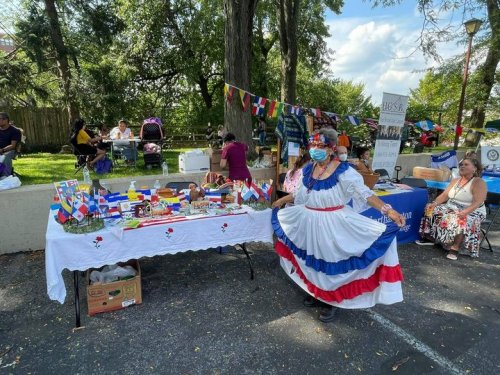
(223, 133, 236, 143)
(462, 157, 483, 177)
(356, 146, 369, 159)
(72, 118, 85, 133)
(290, 152, 311, 178)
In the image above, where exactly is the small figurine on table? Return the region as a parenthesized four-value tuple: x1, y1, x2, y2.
(189, 183, 205, 202)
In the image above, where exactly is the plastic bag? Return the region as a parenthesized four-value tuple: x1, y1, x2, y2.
(0, 175, 22, 191)
(89, 264, 137, 284)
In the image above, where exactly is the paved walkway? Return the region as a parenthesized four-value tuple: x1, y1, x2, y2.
(0, 233, 499, 374)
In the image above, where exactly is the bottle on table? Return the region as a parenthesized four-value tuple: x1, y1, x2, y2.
(162, 162, 169, 176)
(82, 166, 91, 184)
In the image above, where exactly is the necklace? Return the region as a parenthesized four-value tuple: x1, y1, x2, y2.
(307, 159, 333, 193)
(451, 176, 473, 199)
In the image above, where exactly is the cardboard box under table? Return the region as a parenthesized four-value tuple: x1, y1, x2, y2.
(87, 259, 142, 316)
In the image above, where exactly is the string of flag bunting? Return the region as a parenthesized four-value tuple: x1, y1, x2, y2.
(224, 82, 361, 126)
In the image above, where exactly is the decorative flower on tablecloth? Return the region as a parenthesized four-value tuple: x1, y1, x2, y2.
(93, 236, 103, 249)
(166, 227, 174, 239)
(221, 223, 228, 233)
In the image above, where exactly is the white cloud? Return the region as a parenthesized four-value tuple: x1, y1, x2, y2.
(325, 14, 460, 105)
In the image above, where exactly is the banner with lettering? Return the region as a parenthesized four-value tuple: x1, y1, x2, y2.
(372, 93, 409, 178)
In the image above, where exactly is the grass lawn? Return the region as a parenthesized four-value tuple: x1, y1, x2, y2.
(13, 150, 185, 186)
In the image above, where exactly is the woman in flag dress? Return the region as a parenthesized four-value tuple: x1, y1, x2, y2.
(271, 129, 406, 323)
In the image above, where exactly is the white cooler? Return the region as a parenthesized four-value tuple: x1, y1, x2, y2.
(179, 152, 210, 174)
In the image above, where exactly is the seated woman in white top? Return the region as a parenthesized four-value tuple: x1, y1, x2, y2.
(417, 157, 487, 260)
(109, 120, 137, 164)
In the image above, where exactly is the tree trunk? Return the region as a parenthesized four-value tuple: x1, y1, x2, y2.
(198, 76, 213, 109)
(470, 0, 500, 129)
(224, 0, 259, 159)
(43, 0, 80, 127)
(278, 0, 300, 104)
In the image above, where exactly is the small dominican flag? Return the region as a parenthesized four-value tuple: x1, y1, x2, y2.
(252, 96, 267, 116)
(239, 90, 251, 112)
(345, 115, 360, 126)
(224, 83, 236, 103)
(72, 195, 89, 222)
(310, 108, 322, 117)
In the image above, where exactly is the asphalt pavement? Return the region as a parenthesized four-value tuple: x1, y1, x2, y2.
(0, 230, 499, 374)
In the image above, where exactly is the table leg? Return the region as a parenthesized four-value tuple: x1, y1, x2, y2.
(73, 271, 81, 328)
(239, 243, 254, 280)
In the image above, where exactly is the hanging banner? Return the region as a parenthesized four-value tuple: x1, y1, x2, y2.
(481, 146, 500, 168)
(371, 93, 409, 178)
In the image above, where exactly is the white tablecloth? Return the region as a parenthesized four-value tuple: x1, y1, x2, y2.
(45, 208, 273, 303)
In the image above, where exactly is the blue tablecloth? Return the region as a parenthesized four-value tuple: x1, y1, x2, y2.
(426, 176, 500, 194)
(482, 171, 500, 178)
(361, 188, 428, 244)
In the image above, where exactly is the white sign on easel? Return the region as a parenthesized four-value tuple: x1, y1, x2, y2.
(481, 146, 500, 168)
(371, 92, 409, 178)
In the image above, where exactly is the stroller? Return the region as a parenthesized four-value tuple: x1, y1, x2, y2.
(140, 117, 164, 169)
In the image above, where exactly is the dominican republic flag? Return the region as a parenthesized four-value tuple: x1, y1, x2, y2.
(239, 90, 251, 112)
(72, 195, 89, 222)
(252, 96, 267, 116)
(224, 83, 236, 103)
(57, 196, 73, 223)
(291, 106, 303, 116)
(345, 115, 360, 126)
(310, 108, 322, 117)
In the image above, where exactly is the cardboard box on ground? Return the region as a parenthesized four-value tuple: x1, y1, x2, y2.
(207, 148, 223, 172)
(87, 259, 142, 316)
(413, 166, 451, 181)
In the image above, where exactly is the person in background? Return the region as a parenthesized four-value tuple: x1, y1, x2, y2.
(71, 118, 106, 168)
(206, 123, 215, 147)
(217, 124, 227, 147)
(220, 133, 252, 182)
(257, 117, 267, 146)
(283, 152, 310, 195)
(399, 124, 410, 153)
(416, 157, 486, 260)
(337, 130, 350, 149)
(271, 128, 406, 323)
(355, 146, 373, 173)
(109, 119, 137, 165)
(335, 145, 349, 162)
(0, 112, 21, 178)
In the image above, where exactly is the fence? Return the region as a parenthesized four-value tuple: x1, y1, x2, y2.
(0, 107, 276, 150)
(1, 107, 70, 148)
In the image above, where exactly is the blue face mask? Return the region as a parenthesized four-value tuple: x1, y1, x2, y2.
(309, 148, 328, 162)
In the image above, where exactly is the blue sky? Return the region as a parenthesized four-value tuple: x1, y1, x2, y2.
(324, 0, 469, 104)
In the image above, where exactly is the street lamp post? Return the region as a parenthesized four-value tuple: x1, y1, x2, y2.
(453, 18, 482, 150)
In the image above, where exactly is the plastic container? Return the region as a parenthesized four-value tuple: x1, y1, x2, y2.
(127, 180, 138, 200)
(82, 166, 91, 184)
(162, 162, 169, 176)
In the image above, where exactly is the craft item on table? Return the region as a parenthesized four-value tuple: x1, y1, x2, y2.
(134, 204, 147, 218)
(54, 179, 80, 202)
(136, 189, 152, 201)
(189, 183, 205, 202)
(191, 200, 210, 209)
(157, 188, 175, 198)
